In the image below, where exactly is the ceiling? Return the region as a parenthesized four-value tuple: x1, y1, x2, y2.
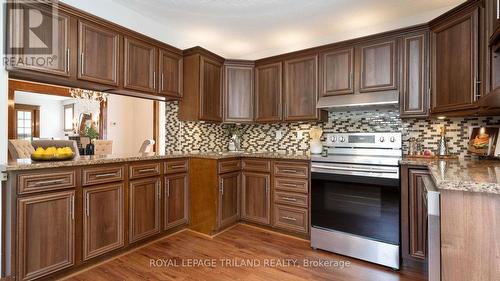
(73, 0, 466, 59)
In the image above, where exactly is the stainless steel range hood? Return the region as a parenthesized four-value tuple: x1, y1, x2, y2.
(316, 90, 399, 111)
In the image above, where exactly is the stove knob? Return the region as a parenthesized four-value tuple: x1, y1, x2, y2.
(331, 136, 337, 142)
(390, 136, 396, 143)
(340, 137, 345, 143)
(379, 136, 385, 142)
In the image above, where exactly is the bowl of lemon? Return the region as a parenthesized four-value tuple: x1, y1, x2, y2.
(31, 146, 75, 161)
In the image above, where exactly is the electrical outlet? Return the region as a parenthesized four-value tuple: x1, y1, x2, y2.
(275, 130, 283, 140)
(296, 130, 303, 140)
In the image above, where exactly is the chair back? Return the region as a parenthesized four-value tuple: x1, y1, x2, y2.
(139, 139, 155, 153)
(8, 140, 35, 160)
(93, 140, 113, 156)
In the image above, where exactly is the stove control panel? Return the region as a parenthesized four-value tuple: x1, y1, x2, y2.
(326, 132, 402, 149)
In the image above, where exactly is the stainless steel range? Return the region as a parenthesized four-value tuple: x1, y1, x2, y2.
(310, 132, 402, 269)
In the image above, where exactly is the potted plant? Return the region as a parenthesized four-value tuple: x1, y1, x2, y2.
(223, 125, 243, 151)
(84, 125, 99, 155)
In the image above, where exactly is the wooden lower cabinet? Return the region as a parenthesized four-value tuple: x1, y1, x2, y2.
(83, 183, 124, 261)
(241, 171, 271, 225)
(164, 174, 189, 230)
(272, 204, 309, 234)
(218, 172, 240, 229)
(129, 177, 161, 243)
(17, 190, 75, 281)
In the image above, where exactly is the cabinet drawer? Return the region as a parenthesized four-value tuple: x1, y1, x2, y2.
(18, 170, 77, 194)
(274, 191, 308, 208)
(129, 162, 161, 179)
(165, 159, 188, 174)
(83, 166, 124, 186)
(242, 159, 271, 172)
(218, 159, 241, 174)
(273, 205, 308, 234)
(274, 161, 309, 178)
(274, 177, 309, 194)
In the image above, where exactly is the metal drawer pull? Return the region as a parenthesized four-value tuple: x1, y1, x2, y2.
(137, 168, 157, 173)
(282, 169, 298, 173)
(95, 172, 119, 178)
(282, 197, 297, 202)
(282, 183, 298, 187)
(169, 164, 185, 169)
(33, 179, 65, 186)
(282, 216, 297, 221)
(85, 194, 90, 217)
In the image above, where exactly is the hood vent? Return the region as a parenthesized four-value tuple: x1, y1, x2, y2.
(316, 90, 399, 111)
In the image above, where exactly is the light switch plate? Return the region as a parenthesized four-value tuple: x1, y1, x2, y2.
(296, 130, 304, 140)
(275, 130, 282, 140)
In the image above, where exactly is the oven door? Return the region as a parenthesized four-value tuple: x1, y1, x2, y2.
(311, 171, 400, 245)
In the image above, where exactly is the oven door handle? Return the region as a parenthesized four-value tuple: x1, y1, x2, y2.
(312, 164, 397, 174)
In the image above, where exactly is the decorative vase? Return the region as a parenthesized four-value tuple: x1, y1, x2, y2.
(310, 139, 323, 154)
(85, 143, 95, 155)
(228, 140, 236, 151)
(228, 134, 241, 151)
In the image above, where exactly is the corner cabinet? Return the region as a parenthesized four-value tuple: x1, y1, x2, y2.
(356, 39, 398, 93)
(254, 62, 283, 122)
(430, 4, 480, 114)
(319, 47, 354, 96)
(179, 50, 223, 122)
(17, 191, 75, 280)
(124, 37, 157, 93)
(284, 55, 326, 121)
(223, 62, 254, 122)
(78, 20, 120, 86)
(400, 32, 429, 118)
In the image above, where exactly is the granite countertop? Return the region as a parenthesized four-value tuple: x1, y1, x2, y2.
(401, 157, 500, 195)
(3, 151, 311, 171)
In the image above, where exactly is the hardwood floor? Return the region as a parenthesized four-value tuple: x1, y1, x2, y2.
(65, 224, 426, 281)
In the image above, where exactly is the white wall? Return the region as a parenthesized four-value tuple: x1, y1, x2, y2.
(106, 95, 153, 155)
(15, 92, 67, 139)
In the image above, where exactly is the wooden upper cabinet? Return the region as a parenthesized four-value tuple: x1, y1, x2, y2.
(241, 171, 271, 225)
(218, 172, 240, 229)
(78, 20, 120, 86)
(83, 183, 124, 261)
(7, 3, 71, 77)
(284, 55, 321, 121)
(320, 48, 354, 96)
(129, 177, 161, 243)
(254, 62, 283, 122)
(200, 56, 223, 121)
(401, 32, 429, 118)
(164, 174, 189, 230)
(357, 39, 398, 93)
(224, 63, 254, 122)
(17, 191, 75, 280)
(431, 6, 479, 114)
(124, 37, 157, 93)
(158, 49, 182, 98)
(179, 51, 223, 122)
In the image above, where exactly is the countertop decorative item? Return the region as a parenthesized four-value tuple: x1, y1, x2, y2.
(84, 125, 99, 155)
(437, 126, 449, 156)
(224, 124, 243, 151)
(310, 127, 323, 154)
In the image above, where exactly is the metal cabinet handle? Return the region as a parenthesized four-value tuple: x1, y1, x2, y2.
(70, 195, 75, 220)
(282, 197, 297, 202)
(85, 193, 90, 217)
(153, 71, 156, 89)
(66, 49, 70, 73)
(282, 216, 297, 221)
(282, 183, 298, 187)
(169, 164, 185, 169)
(80, 52, 84, 74)
(95, 172, 118, 178)
(282, 169, 298, 173)
(138, 168, 157, 173)
(220, 179, 224, 195)
(166, 181, 170, 198)
(33, 179, 65, 187)
(161, 73, 164, 91)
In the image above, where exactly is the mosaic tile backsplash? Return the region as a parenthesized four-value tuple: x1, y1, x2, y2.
(165, 101, 500, 158)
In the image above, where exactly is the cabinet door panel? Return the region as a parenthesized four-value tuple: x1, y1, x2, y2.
(255, 62, 282, 122)
(320, 48, 354, 96)
(218, 172, 240, 229)
(408, 169, 428, 260)
(164, 174, 188, 230)
(159, 50, 182, 97)
(431, 7, 478, 113)
(124, 37, 156, 93)
(401, 33, 429, 117)
(284, 55, 319, 121)
(200, 56, 223, 121)
(83, 183, 124, 260)
(78, 20, 119, 86)
(224, 64, 254, 122)
(129, 177, 161, 243)
(7, 3, 70, 76)
(241, 172, 270, 225)
(358, 40, 397, 92)
(17, 191, 75, 280)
